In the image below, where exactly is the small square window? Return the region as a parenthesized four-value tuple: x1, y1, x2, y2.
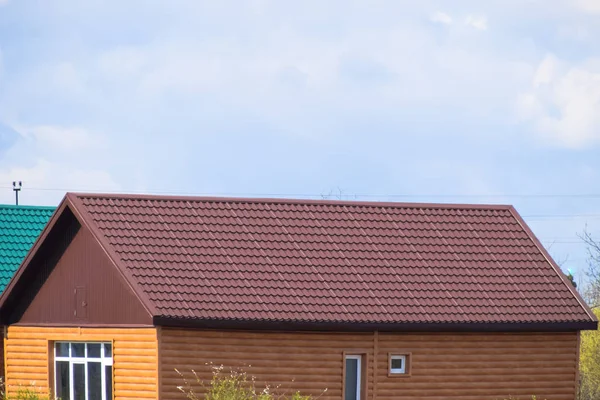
(389, 354, 410, 375)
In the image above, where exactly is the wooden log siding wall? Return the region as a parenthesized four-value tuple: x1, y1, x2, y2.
(4, 326, 158, 399)
(160, 329, 579, 400)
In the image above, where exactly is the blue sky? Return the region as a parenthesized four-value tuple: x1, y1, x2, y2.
(0, 0, 600, 281)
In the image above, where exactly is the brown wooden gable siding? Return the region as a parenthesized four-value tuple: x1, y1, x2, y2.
(159, 328, 579, 400)
(14, 220, 151, 326)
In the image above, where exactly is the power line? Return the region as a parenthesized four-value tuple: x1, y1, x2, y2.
(5, 185, 600, 199)
(4, 186, 600, 222)
(524, 215, 600, 221)
(541, 240, 587, 244)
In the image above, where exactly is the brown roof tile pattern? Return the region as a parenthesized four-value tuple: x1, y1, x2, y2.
(76, 195, 591, 325)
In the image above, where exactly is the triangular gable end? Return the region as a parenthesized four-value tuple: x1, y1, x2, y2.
(0, 198, 153, 326)
(507, 205, 597, 324)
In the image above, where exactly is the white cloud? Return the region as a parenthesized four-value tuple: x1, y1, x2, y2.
(0, 0, 593, 206)
(0, 122, 117, 205)
(575, 0, 600, 13)
(518, 54, 600, 148)
(430, 11, 453, 25)
(558, 24, 591, 41)
(532, 54, 559, 87)
(17, 125, 108, 153)
(465, 14, 488, 30)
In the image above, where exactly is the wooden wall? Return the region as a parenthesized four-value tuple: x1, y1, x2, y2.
(4, 326, 158, 399)
(2, 326, 581, 400)
(159, 329, 579, 400)
(376, 331, 579, 399)
(0, 328, 4, 380)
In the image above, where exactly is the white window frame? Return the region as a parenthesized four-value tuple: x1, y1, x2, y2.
(345, 355, 362, 400)
(54, 342, 113, 400)
(390, 355, 407, 374)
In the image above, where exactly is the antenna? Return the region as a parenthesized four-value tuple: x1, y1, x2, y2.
(12, 181, 22, 206)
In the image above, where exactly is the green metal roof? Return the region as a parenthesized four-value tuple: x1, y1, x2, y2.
(0, 205, 55, 293)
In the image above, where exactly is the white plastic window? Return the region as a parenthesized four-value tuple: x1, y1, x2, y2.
(54, 342, 113, 400)
(344, 355, 362, 400)
(390, 355, 407, 374)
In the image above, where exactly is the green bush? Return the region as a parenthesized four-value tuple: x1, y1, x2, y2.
(176, 365, 316, 400)
(5, 389, 53, 400)
(0, 379, 53, 400)
(579, 308, 600, 400)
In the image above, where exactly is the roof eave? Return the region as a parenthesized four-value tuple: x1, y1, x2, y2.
(153, 316, 598, 332)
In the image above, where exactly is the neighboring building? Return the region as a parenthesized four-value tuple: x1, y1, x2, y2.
(0, 193, 596, 400)
(0, 204, 55, 378)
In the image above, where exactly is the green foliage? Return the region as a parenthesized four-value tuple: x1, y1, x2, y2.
(0, 379, 53, 400)
(0, 381, 52, 400)
(579, 308, 600, 400)
(5, 388, 53, 400)
(567, 272, 577, 288)
(177, 365, 316, 400)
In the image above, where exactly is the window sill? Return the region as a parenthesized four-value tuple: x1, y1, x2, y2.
(387, 372, 412, 378)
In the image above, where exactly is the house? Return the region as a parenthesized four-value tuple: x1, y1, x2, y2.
(0, 204, 55, 378)
(0, 193, 596, 400)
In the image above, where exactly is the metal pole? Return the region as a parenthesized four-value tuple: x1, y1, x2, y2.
(12, 181, 22, 206)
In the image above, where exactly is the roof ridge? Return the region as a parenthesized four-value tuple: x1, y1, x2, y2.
(70, 192, 513, 211)
(0, 204, 56, 210)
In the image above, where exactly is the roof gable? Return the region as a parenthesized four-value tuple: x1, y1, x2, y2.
(0, 205, 55, 293)
(0, 198, 154, 325)
(16, 222, 152, 326)
(65, 193, 596, 330)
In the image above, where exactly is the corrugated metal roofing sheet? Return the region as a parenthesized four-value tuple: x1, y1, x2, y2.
(0, 205, 55, 293)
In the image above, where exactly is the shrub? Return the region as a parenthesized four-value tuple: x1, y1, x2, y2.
(177, 365, 316, 400)
(0, 379, 53, 400)
(579, 308, 600, 400)
(6, 388, 53, 400)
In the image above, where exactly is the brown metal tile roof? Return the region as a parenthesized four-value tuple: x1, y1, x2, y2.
(56, 193, 596, 329)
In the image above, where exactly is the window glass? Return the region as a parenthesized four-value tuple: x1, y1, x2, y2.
(88, 343, 101, 358)
(88, 362, 102, 400)
(73, 363, 86, 400)
(105, 365, 113, 400)
(104, 343, 112, 358)
(391, 358, 403, 370)
(56, 360, 70, 400)
(56, 342, 70, 357)
(72, 343, 85, 358)
(344, 356, 360, 400)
